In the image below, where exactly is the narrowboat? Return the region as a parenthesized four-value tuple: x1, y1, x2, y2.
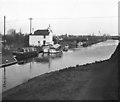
(13, 47, 38, 61)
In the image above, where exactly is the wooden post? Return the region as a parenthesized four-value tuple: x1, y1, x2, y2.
(4, 16, 6, 48)
(29, 18, 33, 34)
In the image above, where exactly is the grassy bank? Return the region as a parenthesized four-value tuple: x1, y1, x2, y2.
(2, 43, 119, 100)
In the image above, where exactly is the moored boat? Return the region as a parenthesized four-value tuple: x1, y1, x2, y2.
(43, 44, 62, 54)
(13, 47, 38, 61)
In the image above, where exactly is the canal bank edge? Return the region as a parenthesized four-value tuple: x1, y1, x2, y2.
(0, 61, 17, 68)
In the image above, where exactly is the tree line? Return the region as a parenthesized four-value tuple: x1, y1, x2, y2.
(2, 29, 29, 48)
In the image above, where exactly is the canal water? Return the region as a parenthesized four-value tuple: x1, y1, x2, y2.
(1, 40, 119, 92)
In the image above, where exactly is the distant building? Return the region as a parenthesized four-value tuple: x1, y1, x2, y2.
(29, 26, 53, 46)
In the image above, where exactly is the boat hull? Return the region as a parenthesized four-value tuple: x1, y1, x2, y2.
(49, 49, 62, 54)
(43, 49, 62, 54)
(14, 52, 38, 61)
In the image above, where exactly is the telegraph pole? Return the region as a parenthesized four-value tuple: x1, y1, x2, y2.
(29, 18, 33, 34)
(4, 16, 6, 47)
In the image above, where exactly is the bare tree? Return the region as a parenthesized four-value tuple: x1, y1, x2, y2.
(7, 28, 16, 36)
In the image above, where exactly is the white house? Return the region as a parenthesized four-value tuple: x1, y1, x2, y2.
(29, 26, 53, 46)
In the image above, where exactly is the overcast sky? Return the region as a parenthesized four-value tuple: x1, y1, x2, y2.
(0, 0, 119, 35)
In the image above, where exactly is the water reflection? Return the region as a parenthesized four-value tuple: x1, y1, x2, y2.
(35, 53, 63, 63)
(15, 53, 63, 73)
(50, 53, 63, 60)
(29, 62, 32, 74)
(18, 58, 34, 65)
(35, 56, 50, 63)
(17, 58, 34, 73)
(17, 53, 63, 65)
(34, 53, 63, 70)
(48, 59, 51, 70)
(3, 67, 6, 88)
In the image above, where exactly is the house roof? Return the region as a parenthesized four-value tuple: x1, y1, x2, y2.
(34, 29, 50, 35)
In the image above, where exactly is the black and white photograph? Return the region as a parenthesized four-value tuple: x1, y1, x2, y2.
(0, 0, 119, 101)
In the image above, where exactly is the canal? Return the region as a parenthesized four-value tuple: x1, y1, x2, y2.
(1, 40, 119, 93)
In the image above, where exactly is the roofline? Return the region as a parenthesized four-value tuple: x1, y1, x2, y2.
(29, 34, 49, 36)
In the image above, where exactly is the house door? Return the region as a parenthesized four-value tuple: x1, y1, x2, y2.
(43, 40, 46, 46)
